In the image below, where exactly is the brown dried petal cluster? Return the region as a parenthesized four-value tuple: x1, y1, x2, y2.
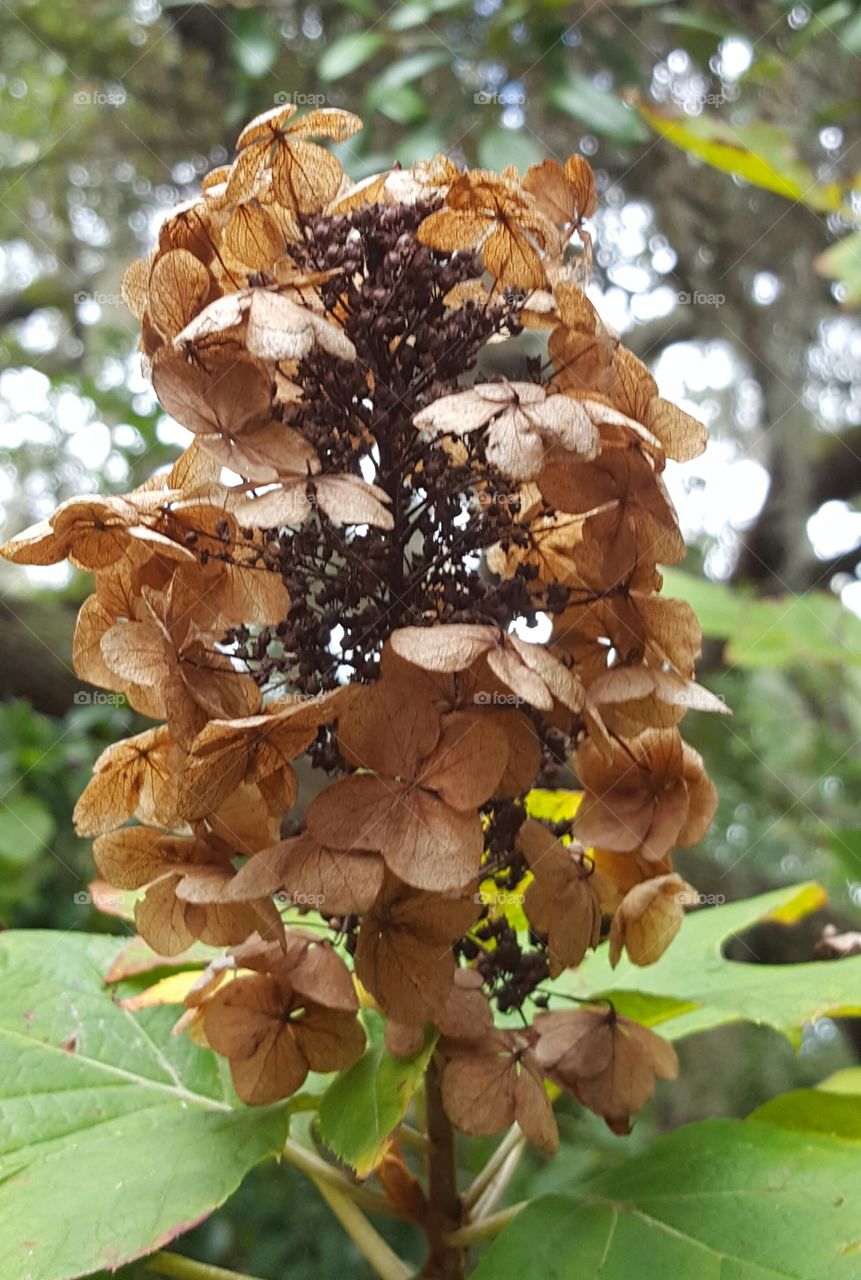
(534, 1007, 678, 1134)
(0, 102, 721, 1134)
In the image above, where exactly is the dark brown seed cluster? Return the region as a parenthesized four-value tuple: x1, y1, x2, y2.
(223, 201, 548, 696)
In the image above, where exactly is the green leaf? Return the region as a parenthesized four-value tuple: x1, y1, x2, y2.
(0, 931, 290, 1280)
(477, 127, 544, 173)
(232, 11, 279, 79)
(473, 1119, 861, 1279)
(750, 1089, 861, 1142)
(395, 125, 447, 164)
(337, 0, 379, 18)
(842, 10, 861, 52)
(787, 1, 854, 55)
(658, 11, 735, 39)
(820, 1066, 861, 1094)
(366, 49, 448, 94)
(0, 793, 54, 866)
(374, 85, 428, 125)
(318, 31, 385, 81)
(549, 74, 649, 144)
(816, 231, 861, 305)
(387, 0, 466, 32)
(559, 882, 861, 1041)
(637, 106, 850, 214)
(826, 828, 861, 880)
(660, 569, 861, 668)
(318, 1010, 435, 1176)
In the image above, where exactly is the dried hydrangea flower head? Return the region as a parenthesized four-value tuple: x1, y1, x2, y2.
(2, 101, 726, 1139)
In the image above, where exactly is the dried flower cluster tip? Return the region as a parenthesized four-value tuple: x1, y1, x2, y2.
(1, 101, 725, 1141)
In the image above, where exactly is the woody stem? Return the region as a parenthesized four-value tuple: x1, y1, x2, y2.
(423, 1053, 466, 1280)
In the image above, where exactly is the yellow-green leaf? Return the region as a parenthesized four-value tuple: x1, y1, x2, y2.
(525, 788, 582, 823)
(318, 1010, 436, 1177)
(637, 104, 850, 214)
(816, 231, 861, 305)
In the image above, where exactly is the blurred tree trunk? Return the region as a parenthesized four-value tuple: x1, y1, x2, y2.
(0, 596, 80, 716)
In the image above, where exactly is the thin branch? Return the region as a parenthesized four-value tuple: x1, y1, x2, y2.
(472, 1135, 526, 1220)
(445, 1202, 527, 1247)
(462, 1125, 521, 1211)
(309, 1175, 412, 1280)
(399, 1122, 431, 1154)
(282, 1138, 398, 1218)
(143, 1252, 263, 1280)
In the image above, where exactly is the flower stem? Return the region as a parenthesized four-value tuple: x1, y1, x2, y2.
(282, 1137, 398, 1217)
(471, 1136, 526, 1220)
(445, 1202, 526, 1247)
(309, 1175, 412, 1280)
(462, 1125, 521, 1211)
(423, 1053, 465, 1279)
(399, 1121, 431, 1154)
(143, 1252, 263, 1280)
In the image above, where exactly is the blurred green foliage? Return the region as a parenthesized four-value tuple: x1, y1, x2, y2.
(0, 0, 859, 1275)
(0, 698, 133, 926)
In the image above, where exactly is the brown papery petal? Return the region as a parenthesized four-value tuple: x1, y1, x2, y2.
(314, 475, 394, 529)
(390, 623, 498, 673)
(272, 139, 345, 213)
(152, 350, 272, 437)
(608, 873, 695, 967)
(73, 726, 181, 836)
(149, 249, 212, 341)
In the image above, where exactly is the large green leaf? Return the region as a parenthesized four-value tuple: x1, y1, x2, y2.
(318, 1009, 435, 1176)
(660, 569, 861, 668)
(751, 1088, 861, 1142)
(0, 931, 290, 1280)
(821, 1067, 861, 1094)
(559, 883, 861, 1040)
(473, 1118, 861, 1279)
